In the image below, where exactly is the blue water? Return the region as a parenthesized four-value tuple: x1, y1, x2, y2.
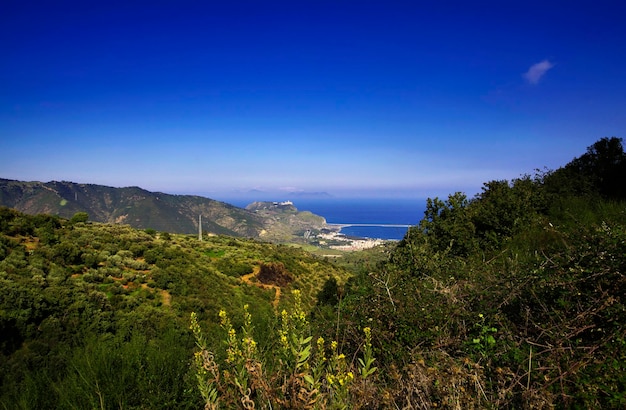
(227, 197, 427, 240)
(295, 198, 426, 240)
(339, 225, 411, 241)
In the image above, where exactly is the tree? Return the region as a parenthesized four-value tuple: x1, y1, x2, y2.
(581, 136, 626, 199)
(420, 192, 477, 256)
(548, 137, 626, 199)
(317, 276, 339, 306)
(471, 176, 543, 250)
(70, 212, 89, 224)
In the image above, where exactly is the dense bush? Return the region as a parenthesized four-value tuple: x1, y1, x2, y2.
(0, 210, 349, 409)
(330, 137, 626, 408)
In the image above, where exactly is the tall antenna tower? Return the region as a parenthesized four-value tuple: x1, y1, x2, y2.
(198, 215, 203, 241)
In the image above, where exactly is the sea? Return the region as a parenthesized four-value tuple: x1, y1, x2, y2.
(227, 197, 427, 241)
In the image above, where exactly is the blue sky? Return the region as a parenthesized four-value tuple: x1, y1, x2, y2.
(2, 0, 625, 200)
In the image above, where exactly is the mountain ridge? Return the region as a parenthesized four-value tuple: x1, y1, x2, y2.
(0, 178, 327, 241)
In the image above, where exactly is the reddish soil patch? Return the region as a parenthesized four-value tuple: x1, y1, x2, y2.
(242, 265, 283, 309)
(257, 262, 293, 287)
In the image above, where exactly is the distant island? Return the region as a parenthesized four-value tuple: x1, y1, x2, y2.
(287, 191, 333, 198)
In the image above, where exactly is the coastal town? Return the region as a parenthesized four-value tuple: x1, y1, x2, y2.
(246, 199, 404, 249)
(312, 225, 389, 251)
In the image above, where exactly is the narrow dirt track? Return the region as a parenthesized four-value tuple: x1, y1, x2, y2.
(241, 265, 282, 309)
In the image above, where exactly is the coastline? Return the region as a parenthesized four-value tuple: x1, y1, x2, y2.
(315, 223, 396, 251)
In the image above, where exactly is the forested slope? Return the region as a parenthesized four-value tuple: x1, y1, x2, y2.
(333, 137, 626, 408)
(0, 213, 349, 409)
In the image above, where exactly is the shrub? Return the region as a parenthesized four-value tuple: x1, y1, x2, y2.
(70, 212, 89, 224)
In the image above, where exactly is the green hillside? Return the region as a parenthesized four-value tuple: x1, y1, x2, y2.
(1, 137, 625, 409)
(332, 137, 626, 408)
(0, 180, 327, 241)
(0, 213, 351, 409)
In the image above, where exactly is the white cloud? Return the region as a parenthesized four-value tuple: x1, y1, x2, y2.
(523, 60, 554, 84)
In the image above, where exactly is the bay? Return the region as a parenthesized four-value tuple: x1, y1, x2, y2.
(295, 198, 425, 240)
(225, 197, 426, 240)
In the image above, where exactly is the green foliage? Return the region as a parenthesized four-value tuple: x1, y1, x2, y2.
(544, 136, 626, 200)
(419, 192, 477, 256)
(190, 290, 378, 409)
(472, 175, 545, 250)
(0, 207, 348, 408)
(468, 313, 498, 357)
(45, 329, 192, 409)
(70, 211, 89, 224)
(335, 137, 626, 408)
(358, 327, 378, 380)
(317, 276, 340, 306)
(215, 258, 253, 277)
